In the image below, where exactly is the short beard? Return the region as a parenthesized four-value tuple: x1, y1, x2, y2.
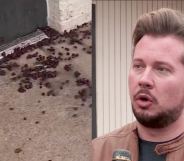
(132, 104, 184, 128)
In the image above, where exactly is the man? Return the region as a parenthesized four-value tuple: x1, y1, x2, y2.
(92, 8, 184, 161)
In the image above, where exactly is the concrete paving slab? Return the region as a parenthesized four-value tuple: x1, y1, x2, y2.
(0, 22, 92, 161)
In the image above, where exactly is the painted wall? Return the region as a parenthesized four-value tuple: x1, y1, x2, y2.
(47, 0, 92, 32)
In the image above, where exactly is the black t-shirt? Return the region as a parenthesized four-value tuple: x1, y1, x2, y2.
(138, 138, 166, 161)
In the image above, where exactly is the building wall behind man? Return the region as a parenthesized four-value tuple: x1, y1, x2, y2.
(94, 0, 184, 137)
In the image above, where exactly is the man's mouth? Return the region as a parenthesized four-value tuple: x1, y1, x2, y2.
(134, 92, 155, 108)
(136, 93, 153, 102)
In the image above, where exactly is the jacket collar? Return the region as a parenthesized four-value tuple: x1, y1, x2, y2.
(133, 122, 184, 155)
(155, 132, 184, 155)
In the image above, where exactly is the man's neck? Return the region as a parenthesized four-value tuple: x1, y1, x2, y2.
(137, 114, 184, 142)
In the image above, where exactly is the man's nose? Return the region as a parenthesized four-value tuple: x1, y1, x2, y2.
(138, 69, 154, 89)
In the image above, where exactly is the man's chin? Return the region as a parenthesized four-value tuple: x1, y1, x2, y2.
(133, 108, 181, 129)
(132, 107, 176, 128)
(133, 112, 162, 128)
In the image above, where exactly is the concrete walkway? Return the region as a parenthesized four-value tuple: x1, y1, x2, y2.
(0, 22, 92, 161)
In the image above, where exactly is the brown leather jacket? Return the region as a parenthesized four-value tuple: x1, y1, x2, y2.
(92, 122, 184, 161)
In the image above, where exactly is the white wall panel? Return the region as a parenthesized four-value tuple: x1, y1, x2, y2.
(114, 1, 121, 129)
(109, 0, 116, 131)
(162, 1, 168, 8)
(96, 0, 104, 135)
(147, 1, 153, 12)
(167, 0, 172, 8)
(152, 0, 158, 10)
(137, 1, 143, 17)
(102, 0, 110, 134)
(95, 0, 184, 137)
(157, 1, 163, 9)
(142, 0, 148, 13)
(176, 1, 182, 11)
(120, 0, 127, 127)
(126, 1, 134, 124)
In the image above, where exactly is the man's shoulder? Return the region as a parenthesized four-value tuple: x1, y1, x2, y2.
(92, 122, 138, 161)
(92, 122, 137, 144)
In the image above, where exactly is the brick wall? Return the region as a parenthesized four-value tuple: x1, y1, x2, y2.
(46, 0, 92, 32)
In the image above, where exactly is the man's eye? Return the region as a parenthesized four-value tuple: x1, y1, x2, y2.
(158, 67, 165, 71)
(156, 67, 170, 74)
(133, 64, 143, 69)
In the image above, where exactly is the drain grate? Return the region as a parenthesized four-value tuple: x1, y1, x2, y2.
(0, 29, 48, 59)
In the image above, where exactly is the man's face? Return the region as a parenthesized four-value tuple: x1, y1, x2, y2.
(128, 35, 184, 128)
